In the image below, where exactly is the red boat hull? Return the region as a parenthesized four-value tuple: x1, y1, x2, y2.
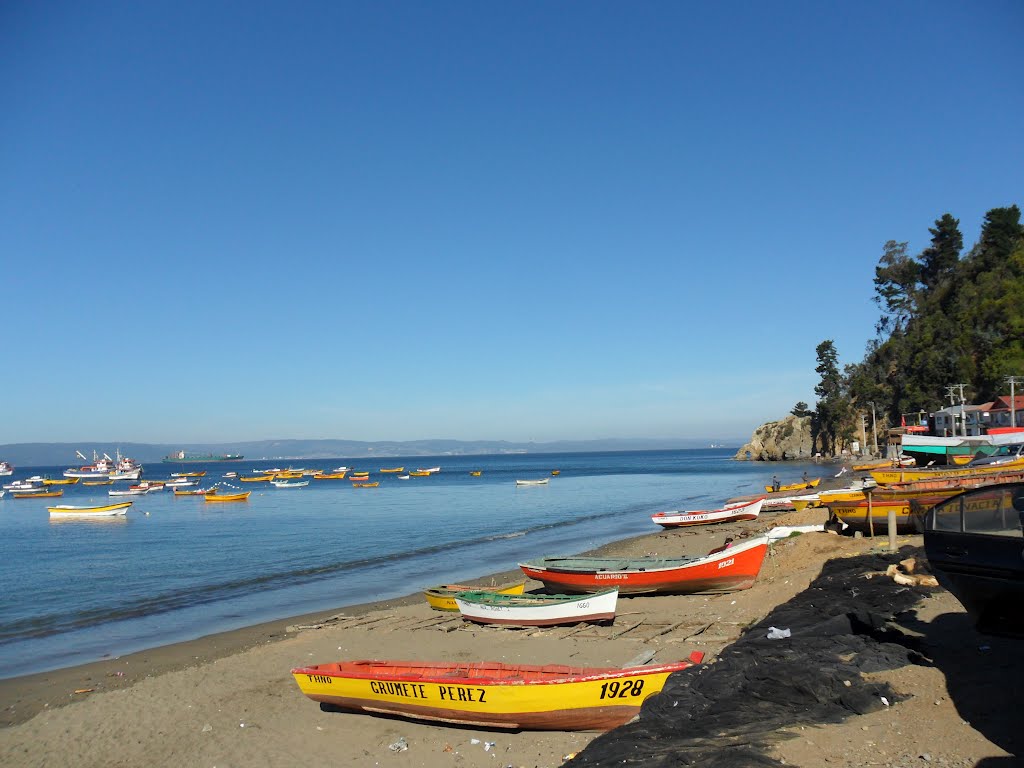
(519, 537, 769, 595)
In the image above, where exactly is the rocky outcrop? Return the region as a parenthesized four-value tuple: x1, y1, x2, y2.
(734, 414, 814, 461)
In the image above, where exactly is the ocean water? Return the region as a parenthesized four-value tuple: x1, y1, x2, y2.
(0, 449, 812, 679)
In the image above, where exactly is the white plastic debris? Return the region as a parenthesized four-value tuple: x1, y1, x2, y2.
(880, 696, 890, 707)
(388, 737, 408, 752)
(766, 626, 792, 640)
(484, 741, 495, 752)
(470, 738, 481, 745)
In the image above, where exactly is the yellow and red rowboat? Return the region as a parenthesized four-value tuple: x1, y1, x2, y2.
(424, 582, 526, 612)
(292, 654, 704, 731)
(520, 536, 770, 595)
(204, 491, 251, 502)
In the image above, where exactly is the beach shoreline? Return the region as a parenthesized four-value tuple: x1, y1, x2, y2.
(0, 528, 666, 729)
(4, 473, 1015, 768)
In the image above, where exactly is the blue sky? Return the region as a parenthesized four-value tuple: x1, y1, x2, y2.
(1, 1, 1021, 444)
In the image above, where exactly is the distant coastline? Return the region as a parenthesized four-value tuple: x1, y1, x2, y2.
(0, 438, 742, 467)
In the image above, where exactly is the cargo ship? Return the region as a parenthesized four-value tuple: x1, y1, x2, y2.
(162, 450, 244, 463)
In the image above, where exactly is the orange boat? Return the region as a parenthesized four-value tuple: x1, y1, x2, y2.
(352, 482, 379, 488)
(204, 491, 251, 502)
(519, 536, 770, 595)
(14, 490, 64, 499)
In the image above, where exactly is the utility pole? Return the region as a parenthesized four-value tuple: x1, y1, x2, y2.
(945, 384, 967, 436)
(1006, 376, 1023, 428)
(868, 401, 878, 456)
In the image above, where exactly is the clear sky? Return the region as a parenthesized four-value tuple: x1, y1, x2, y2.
(1, 1, 1021, 445)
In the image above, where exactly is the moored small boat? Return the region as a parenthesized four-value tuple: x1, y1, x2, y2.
(455, 588, 619, 627)
(408, 471, 431, 477)
(238, 475, 272, 483)
(292, 653, 704, 731)
(424, 582, 527, 612)
(48, 501, 132, 518)
(82, 479, 114, 486)
(42, 477, 80, 485)
(171, 471, 207, 478)
(352, 481, 379, 488)
(204, 491, 251, 502)
(110, 488, 148, 496)
(470, 471, 482, 477)
(379, 467, 404, 473)
(14, 489, 64, 498)
(314, 472, 348, 480)
(272, 479, 310, 488)
(519, 536, 770, 595)
(515, 478, 549, 486)
(173, 487, 212, 496)
(651, 496, 765, 528)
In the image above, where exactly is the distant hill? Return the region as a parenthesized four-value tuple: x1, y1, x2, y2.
(0, 437, 740, 467)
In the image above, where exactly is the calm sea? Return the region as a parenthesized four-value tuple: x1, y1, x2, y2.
(0, 449, 812, 679)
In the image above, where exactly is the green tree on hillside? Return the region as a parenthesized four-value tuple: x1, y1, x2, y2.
(813, 340, 853, 455)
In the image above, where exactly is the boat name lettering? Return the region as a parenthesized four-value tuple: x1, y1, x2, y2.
(307, 675, 333, 685)
(598, 679, 645, 699)
(369, 680, 428, 699)
(594, 573, 626, 580)
(717, 558, 735, 569)
(576, 601, 590, 609)
(437, 685, 487, 703)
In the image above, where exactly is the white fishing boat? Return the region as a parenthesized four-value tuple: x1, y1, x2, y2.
(109, 488, 148, 497)
(515, 478, 549, 486)
(48, 502, 132, 518)
(651, 496, 766, 528)
(417, 466, 441, 474)
(0, 461, 13, 477)
(63, 451, 116, 478)
(272, 479, 310, 488)
(454, 588, 619, 627)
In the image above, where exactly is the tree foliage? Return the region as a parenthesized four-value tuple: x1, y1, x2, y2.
(843, 205, 1024, 438)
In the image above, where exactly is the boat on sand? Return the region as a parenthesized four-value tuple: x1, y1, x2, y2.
(292, 653, 704, 731)
(519, 536, 770, 595)
(651, 496, 765, 528)
(424, 582, 526, 612)
(454, 588, 619, 627)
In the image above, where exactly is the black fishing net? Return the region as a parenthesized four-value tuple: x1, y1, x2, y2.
(566, 544, 934, 768)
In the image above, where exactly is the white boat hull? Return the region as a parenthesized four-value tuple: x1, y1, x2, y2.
(455, 589, 619, 626)
(652, 497, 765, 528)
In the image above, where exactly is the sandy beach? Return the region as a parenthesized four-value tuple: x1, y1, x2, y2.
(1, 501, 1020, 768)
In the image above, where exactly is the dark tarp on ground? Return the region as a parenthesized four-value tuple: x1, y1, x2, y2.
(567, 544, 933, 768)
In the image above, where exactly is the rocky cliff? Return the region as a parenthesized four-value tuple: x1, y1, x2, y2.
(734, 414, 814, 461)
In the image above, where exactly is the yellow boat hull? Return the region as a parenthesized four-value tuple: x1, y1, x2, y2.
(764, 478, 821, 493)
(870, 457, 1024, 485)
(424, 582, 526, 612)
(43, 477, 80, 485)
(292, 657, 701, 731)
(204, 491, 251, 502)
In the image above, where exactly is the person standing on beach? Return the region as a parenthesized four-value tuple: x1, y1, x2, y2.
(772, 475, 780, 492)
(802, 471, 809, 486)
